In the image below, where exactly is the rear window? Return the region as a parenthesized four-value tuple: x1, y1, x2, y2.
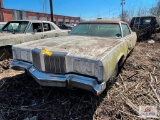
(130, 17, 154, 26)
(142, 18, 152, 24)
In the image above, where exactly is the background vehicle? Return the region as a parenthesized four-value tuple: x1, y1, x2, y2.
(58, 24, 74, 30)
(0, 20, 69, 60)
(11, 20, 137, 95)
(130, 16, 160, 41)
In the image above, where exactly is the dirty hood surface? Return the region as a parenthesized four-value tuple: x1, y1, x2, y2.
(14, 35, 122, 60)
(0, 32, 16, 37)
(0, 32, 26, 46)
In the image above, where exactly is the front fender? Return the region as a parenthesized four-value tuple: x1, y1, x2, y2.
(101, 41, 128, 82)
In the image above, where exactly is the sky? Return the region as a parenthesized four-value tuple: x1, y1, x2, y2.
(3, 0, 158, 20)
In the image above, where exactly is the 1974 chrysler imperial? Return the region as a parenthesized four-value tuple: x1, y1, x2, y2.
(11, 20, 137, 95)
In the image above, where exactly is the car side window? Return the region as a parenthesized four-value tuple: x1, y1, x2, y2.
(121, 24, 131, 37)
(50, 24, 55, 30)
(27, 23, 42, 33)
(43, 23, 52, 31)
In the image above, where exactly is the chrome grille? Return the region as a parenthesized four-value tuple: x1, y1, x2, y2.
(32, 48, 42, 71)
(44, 54, 66, 74)
(32, 48, 66, 74)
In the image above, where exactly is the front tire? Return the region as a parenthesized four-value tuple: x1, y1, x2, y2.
(107, 64, 119, 86)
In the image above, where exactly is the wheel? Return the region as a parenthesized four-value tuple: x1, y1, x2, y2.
(107, 64, 119, 86)
(25, 70, 33, 80)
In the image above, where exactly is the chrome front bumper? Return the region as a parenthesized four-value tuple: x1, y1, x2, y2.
(11, 60, 106, 95)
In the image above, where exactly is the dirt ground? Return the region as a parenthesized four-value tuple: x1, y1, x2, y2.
(0, 39, 160, 119)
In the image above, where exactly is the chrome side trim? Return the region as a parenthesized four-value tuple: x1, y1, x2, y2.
(11, 60, 106, 95)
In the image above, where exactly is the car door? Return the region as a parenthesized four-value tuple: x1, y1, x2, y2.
(24, 22, 44, 42)
(121, 23, 133, 53)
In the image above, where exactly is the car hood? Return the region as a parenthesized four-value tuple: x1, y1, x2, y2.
(0, 32, 18, 36)
(14, 35, 122, 60)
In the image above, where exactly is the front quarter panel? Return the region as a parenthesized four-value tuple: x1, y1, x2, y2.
(101, 39, 129, 82)
(101, 31, 137, 82)
(131, 32, 137, 48)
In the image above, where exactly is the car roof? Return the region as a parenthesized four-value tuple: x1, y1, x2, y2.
(80, 19, 127, 24)
(132, 15, 158, 18)
(8, 20, 53, 23)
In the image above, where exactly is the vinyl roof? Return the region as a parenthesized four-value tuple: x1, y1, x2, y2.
(80, 19, 126, 24)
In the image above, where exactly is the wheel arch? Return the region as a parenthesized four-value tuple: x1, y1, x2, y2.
(117, 54, 126, 67)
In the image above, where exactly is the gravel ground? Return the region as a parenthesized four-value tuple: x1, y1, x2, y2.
(0, 41, 160, 120)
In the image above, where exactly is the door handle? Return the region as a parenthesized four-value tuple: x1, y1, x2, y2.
(41, 34, 47, 39)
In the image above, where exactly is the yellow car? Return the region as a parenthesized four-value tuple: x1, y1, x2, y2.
(11, 20, 137, 95)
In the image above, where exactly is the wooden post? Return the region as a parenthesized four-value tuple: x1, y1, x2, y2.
(49, 0, 54, 22)
(0, 0, 4, 21)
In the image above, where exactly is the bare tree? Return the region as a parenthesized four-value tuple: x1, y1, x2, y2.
(150, 0, 160, 17)
(119, 10, 133, 22)
(40, 0, 48, 14)
(119, 10, 129, 19)
(136, 6, 149, 16)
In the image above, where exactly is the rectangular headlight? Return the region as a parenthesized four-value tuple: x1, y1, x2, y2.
(12, 47, 22, 60)
(20, 50, 32, 62)
(66, 57, 103, 82)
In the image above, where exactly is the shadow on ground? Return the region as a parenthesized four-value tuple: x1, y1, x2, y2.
(0, 73, 112, 120)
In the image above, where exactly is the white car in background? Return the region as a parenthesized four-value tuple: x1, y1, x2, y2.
(0, 20, 69, 60)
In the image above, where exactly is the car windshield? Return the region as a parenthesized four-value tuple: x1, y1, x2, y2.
(70, 23, 121, 38)
(0, 24, 5, 30)
(2, 21, 29, 33)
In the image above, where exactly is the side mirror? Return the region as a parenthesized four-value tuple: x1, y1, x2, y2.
(116, 33, 121, 38)
(68, 31, 71, 34)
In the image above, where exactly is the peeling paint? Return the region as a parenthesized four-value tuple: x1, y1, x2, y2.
(15, 36, 122, 60)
